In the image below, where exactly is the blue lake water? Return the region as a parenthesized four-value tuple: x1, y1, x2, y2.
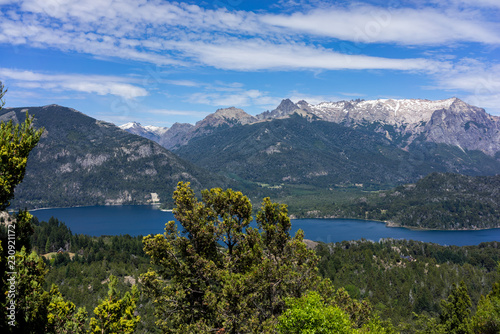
(31, 205, 500, 246)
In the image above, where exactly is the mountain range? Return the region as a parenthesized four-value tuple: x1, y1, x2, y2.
(121, 97, 500, 156)
(0, 105, 232, 209)
(3, 97, 500, 215)
(121, 98, 500, 191)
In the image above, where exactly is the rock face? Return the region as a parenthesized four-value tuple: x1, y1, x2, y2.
(157, 122, 194, 149)
(423, 99, 500, 156)
(122, 107, 257, 150)
(257, 99, 302, 120)
(123, 97, 500, 156)
(1, 105, 230, 209)
(196, 107, 257, 127)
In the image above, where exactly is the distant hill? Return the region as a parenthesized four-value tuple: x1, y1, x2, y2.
(0, 105, 233, 209)
(330, 173, 500, 230)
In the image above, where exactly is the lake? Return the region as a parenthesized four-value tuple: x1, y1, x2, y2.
(31, 205, 500, 246)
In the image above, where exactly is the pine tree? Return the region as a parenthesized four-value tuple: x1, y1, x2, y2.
(45, 237, 51, 254)
(440, 281, 472, 334)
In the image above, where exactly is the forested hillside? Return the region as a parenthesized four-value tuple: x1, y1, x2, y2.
(4, 215, 500, 332)
(0, 105, 235, 209)
(330, 173, 500, 230)
(174, 114, 500, 191)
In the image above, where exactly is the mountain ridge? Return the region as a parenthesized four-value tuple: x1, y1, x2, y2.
(123, 97, 500, 156)
(0, 105, 234, 209)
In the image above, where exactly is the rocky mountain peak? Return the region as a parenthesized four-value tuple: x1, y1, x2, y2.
(256, 99, 301, 120)
(120, 97, 499, 157)
(196, 107, 257, 128)
(276, 99, 298, 113)
(119, 122, 142, 130)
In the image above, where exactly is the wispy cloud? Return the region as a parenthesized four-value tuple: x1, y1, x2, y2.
(0, 68, 148, 99)
(1, 0, 499, 115)
(145, 109, 210, 117)
(188, 89, 280, 110)
(431, 61, 500, 113)
(0, 0, 484, 72)
(261, 4, 500, 45)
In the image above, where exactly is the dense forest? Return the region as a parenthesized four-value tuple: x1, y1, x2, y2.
(323, 172, 500, 230)
(3, 213, 500, 332)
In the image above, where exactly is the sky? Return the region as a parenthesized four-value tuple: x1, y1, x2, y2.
(0, 0, 499, 127)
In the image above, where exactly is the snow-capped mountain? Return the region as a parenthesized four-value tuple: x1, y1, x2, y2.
(119, 122, 168, 143)
(121, 97, 500, 156)
(257, 98, 500, 155)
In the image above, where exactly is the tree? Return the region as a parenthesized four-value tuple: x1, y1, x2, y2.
(46, 285, 88, 334)
(2, 247, 51, 332)
(440, 281, 473, 334)
(0, 83, 85, 333)
(472, 266, 500, 333)
(277, 290, 352, 334)
(89, 275, 140, 334)
(0, 112, 44, 210)
(142, 182, 321, 333)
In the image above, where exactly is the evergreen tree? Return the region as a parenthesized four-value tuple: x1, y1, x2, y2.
(0, 91, 44, 209)
(46, 285, 87, 334)
(472, 267, 500, 333)
(277, 290, 352, 334)
(142, 182, 321, 333)
(45, 237, 51, 254)
(440, 281, 473, 334)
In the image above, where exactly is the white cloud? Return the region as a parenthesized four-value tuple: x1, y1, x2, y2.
(165, 80, 200, 87)
(188, 89, 280, 109)
(430, 62, 500, 114)
(0, 68, 148, 99)
(288, 91, 343, 105)
(145, 109, 210, 117)
(175, 38, 448, 71)
(0, 0, 491, 74)
(260, 5, 500, 45)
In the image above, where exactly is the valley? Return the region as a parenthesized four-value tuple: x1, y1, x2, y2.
(2, 97, 499, 231)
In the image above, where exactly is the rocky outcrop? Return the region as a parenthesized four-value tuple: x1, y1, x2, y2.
(424, 99, 500, 156)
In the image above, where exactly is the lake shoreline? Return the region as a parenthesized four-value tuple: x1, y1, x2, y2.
(293, 216, 500, 232)
(31, 205, 500, 245)
(29, 204, 500, 232)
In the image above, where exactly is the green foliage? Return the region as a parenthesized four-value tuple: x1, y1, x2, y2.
(315, 239, 500, 326)
(332, 172, 500, 229)
(0, 81, 6, 109)
(0, 110, 44, 210)
(277, 290, 352, 334)
(142, 182, 322, 333)
(89, 275, 140, 334)
(2, 247, 51, 332)
(439, 281, 473, 333)
(472, 268, 500, 333)
(46, 285, 87, 334)
(174, 115, 500, 197)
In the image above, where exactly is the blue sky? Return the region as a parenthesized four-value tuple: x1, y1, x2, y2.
(0, 0, 499, 127)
